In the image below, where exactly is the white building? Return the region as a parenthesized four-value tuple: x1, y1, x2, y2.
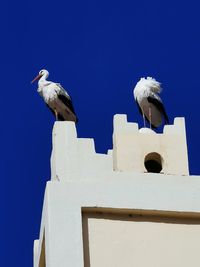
(34, 115, 200, 267)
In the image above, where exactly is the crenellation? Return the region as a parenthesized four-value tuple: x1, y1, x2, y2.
(164, 117, 186, 135)
(51, 116, 189, 180)
(113, 115, 189, 175)
(113, 114, 138, 133)
(34, 115, 200, 267)
(51, 121, 112, 181)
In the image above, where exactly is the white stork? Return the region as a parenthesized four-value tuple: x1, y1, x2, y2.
(31, 69, 78, 122)
(133, 77, 169, 129)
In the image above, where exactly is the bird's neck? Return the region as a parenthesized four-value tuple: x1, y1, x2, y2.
(38, 74, 49, 86)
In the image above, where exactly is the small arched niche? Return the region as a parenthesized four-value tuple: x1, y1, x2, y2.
(144, 152, 163, 173)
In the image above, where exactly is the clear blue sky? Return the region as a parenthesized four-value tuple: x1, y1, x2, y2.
(1, 0, 200, 266)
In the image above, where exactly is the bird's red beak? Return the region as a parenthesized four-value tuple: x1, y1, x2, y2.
(31, 74, 42, 84)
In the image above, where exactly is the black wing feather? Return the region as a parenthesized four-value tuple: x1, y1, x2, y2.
(135, 99, 143, 115)
(147, 96, 169, 124)
(58, 94, 76, 115)
(58, 94, 78, 122)
(135, 98, 158, 128)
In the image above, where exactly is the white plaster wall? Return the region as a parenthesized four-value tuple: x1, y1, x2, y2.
(34, 173, 200, 267)
(33, 116, 197, 267)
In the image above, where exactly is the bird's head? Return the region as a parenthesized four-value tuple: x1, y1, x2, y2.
(31, 69, 49, 83)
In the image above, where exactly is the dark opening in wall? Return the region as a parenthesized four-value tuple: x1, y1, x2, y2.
(144, 152, 163, 173)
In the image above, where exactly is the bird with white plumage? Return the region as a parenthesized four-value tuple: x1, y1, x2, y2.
(31, 69, 78, 122)
(133, 77, 169, 129)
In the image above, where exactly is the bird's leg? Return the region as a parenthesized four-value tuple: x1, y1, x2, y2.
(54, 109, 58, 121)
(142, 112, 146, 128)
(149, 106, 152, 129)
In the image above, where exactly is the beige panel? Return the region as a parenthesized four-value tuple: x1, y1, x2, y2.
(83, 213, 200, 267)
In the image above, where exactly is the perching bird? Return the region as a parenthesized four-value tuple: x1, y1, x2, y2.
(133, 77, 169, 129)
(31, 69, 78, 122)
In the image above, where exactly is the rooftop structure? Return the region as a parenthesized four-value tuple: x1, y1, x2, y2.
(34, 115, 200, 267)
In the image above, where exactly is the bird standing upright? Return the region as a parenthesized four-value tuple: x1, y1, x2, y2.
(31, 69, 78, 122)
(133, 77, 169, 129)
